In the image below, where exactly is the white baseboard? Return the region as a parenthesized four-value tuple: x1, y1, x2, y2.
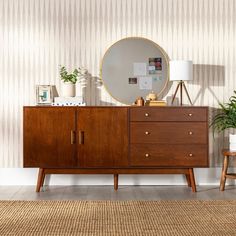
(1, 168, 236, 186)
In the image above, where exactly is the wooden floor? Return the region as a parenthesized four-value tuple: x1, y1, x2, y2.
(0, 185, 236, 200)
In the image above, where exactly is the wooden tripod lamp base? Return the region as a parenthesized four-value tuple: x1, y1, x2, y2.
(171, 80, 193, 106)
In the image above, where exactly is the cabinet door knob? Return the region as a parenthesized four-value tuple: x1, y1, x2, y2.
(189, 131, 193, 135)
(188, 113, 193, 117)
(145, 153, 150, 157)
(189, 153, 193, 157)
(145, 131, 150, 135)
(145, 113, 149, 117)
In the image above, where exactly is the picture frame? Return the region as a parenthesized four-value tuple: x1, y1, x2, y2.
(36, 85, 53, 105)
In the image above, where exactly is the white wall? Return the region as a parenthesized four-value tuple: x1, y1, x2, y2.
(0, 0, 236, 184)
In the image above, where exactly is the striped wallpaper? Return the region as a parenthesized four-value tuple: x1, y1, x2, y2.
(0, 0, 235, 167)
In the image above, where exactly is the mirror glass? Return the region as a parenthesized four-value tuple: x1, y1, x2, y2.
(101, 37, 169, 105)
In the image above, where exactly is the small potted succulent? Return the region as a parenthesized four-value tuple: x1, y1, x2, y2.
(59, 66, 80, 97)
(211, 91, 236, 150)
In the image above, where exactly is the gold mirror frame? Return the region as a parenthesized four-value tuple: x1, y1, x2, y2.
(100, 37, 170, 105)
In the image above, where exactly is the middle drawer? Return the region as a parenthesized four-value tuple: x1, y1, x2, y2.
(130, 122, 207, 144)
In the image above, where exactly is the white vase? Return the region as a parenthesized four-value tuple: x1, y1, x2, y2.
(229, 134, 236, 151)
(61, 82, 75, 97)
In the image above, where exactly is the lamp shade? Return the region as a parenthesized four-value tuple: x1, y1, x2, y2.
(169, 60, 193, 81)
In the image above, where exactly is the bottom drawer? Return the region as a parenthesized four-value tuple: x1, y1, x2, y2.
(130, 144, 208, 167)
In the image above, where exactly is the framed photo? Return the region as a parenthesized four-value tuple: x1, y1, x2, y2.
(36, 85, 53, 105)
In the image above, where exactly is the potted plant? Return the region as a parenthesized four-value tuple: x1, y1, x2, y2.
(211, 91, 236, 150)
(59, 66, 80, 97)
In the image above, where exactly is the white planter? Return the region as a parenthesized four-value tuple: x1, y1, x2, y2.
(61, 82, 75, 97)
(229, 134, 236, 151)
(229, 134, 236, 143)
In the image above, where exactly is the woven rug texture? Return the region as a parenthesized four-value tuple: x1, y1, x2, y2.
(0, 200, 236, 235)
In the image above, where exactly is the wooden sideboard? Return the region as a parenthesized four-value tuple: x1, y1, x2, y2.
(23, 106, 209, 192)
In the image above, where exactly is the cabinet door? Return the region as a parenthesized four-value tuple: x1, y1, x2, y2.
(77, 108, 129, 167)
(24, 107, 77, 168)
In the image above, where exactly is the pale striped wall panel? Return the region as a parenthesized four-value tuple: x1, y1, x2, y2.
(0, 0, 235, 167)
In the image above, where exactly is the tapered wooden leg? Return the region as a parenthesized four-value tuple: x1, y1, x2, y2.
(171, 83, 181, 104)
(220, 155, 229, 191)
(183, 82, 193, 105)
(189, 168, 196, 192)
(185, 174, 191, 187)
(36, 168, 44, 192)
(41, 172, 46, 187)
(114, 174, 118, 190)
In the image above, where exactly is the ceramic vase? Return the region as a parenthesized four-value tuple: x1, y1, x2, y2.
(61, 82, 75, 97)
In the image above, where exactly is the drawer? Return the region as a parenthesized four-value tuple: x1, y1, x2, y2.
(130, 122, 208, 144)
(130, 144, 208, 167)
(130, 107, 207, 122)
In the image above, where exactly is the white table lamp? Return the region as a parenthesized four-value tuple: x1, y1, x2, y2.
(169, 60, 193, 105)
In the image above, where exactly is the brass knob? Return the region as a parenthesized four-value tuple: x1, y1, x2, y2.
(188, 113, 193, 117)
(145, 131, 150, 135)
(145, 153, 150, 157)
(189, 131, 193, 135)
(145, 113, 149, 117)
(189, 153, 193, 157)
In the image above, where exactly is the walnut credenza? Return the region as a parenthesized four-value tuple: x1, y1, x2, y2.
(23, 106, 209, 192)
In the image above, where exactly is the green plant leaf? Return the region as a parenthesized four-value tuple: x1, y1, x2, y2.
(59, 66, 82, 84)
(211, 92, 236, 135)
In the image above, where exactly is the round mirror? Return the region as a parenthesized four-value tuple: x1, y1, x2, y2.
(101, 37, 170, 105)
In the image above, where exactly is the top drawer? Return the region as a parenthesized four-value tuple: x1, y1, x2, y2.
(130, 107, 208, 122)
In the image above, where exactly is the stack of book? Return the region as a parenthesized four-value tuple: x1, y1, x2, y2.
(52, 96, 85, 106)
(146, 100, 167, 106)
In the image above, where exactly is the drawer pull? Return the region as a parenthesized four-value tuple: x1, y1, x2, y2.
(145, 113, 149, 117)
(189, 131, 193, 135)
(189, 153, 193, 157)
(145, 131, 150, 135)
(145, 153, 150, 157)
(188, 113, 193, 117)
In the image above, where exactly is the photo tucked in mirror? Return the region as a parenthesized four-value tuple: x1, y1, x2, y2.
(101, 37, 170, 105)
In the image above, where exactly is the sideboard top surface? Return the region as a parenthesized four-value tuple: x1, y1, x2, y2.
(23, 106, 209, 108)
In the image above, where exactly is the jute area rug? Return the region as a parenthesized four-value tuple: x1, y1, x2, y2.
(0, 200, 236, 236)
